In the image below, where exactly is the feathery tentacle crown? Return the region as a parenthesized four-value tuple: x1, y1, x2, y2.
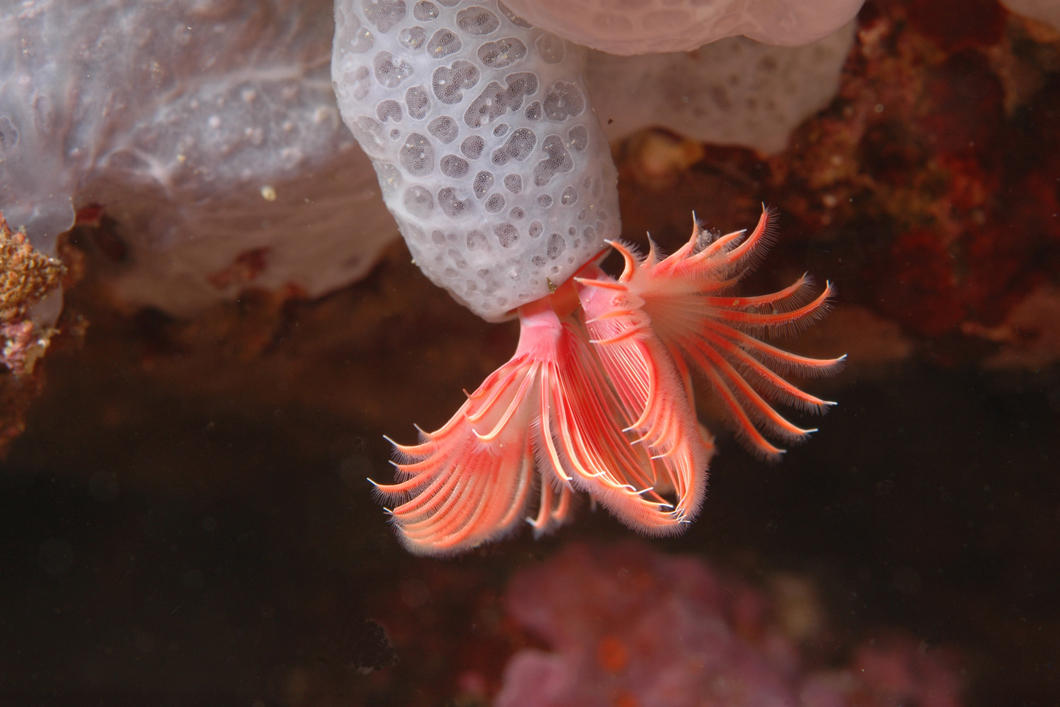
(374, 209, 843, 555)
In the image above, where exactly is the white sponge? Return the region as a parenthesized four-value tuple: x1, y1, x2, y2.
(332, 0, 620, 321)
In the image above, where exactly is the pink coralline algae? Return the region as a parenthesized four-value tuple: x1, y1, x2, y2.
(497, 542, 964, 707)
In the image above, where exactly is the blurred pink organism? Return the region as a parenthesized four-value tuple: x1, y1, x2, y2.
(497, 542, 964, 707)
(850, 634, 964, 707)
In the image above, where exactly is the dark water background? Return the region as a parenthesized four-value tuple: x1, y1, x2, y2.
(1, 300, 1057, 703)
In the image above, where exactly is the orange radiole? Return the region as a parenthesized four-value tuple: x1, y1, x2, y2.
(373, 210, 842, 554)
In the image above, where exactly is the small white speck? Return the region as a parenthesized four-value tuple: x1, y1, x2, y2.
(260, 185, 277, 201)
(244, 127, 264, 145)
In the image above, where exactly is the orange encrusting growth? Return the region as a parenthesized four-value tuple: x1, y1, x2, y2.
(373, 207, 842, 555)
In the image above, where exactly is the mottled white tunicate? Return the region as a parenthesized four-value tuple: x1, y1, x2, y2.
(501, 0, 864, 54)
(332, 0, 620, 321)
(0, 0, 395, 314)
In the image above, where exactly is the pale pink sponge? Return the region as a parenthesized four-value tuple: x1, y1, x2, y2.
(1001, 0, 1060, 31)
(501, 0, 864, 54)
(497, 542, 965, 707)
(589, 24, 857, 154)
